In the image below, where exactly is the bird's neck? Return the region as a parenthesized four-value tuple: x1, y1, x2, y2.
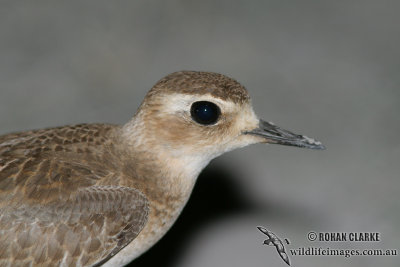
(101, 120, 211, 266)
(119, 116, 211, 204)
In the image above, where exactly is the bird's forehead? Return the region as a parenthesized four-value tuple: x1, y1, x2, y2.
(148, 71, 250, 104)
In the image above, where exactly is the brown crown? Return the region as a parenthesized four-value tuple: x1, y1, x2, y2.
(147, 71, 250, 104)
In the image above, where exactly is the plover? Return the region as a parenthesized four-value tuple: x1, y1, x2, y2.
(0, 71, 324, 266)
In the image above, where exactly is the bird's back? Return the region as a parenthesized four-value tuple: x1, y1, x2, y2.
(0, 124, 118, 203)
(0, 124, 149, 266)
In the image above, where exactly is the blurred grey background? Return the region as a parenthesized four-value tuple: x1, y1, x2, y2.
(1, 1, 399, 266)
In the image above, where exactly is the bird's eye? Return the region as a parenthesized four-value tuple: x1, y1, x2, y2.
(190, 101, 221, 125)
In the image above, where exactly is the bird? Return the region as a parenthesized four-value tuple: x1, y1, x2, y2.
(0, 71, 324, 266)
(257, 226, 291, 266)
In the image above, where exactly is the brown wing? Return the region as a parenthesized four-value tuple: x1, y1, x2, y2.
(0, 124, 119, 204)
(0, 186, 148, 266)
(0, 125, 149, 266)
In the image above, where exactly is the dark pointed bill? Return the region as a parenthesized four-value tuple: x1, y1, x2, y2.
(245, 120, 325, 150)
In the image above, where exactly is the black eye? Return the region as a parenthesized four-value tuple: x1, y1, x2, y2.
(190, 101, 221, 125)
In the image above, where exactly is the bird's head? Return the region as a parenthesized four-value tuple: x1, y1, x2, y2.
(123, 71, 324, 175)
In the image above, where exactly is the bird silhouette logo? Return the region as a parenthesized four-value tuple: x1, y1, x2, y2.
(257, 226, 291, 266)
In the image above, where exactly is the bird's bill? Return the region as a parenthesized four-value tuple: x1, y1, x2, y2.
(245, 120, 325, 150)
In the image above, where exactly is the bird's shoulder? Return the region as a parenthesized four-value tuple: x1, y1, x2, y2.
(0, 124, 150, 266)
(0, 123, 124, 204)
